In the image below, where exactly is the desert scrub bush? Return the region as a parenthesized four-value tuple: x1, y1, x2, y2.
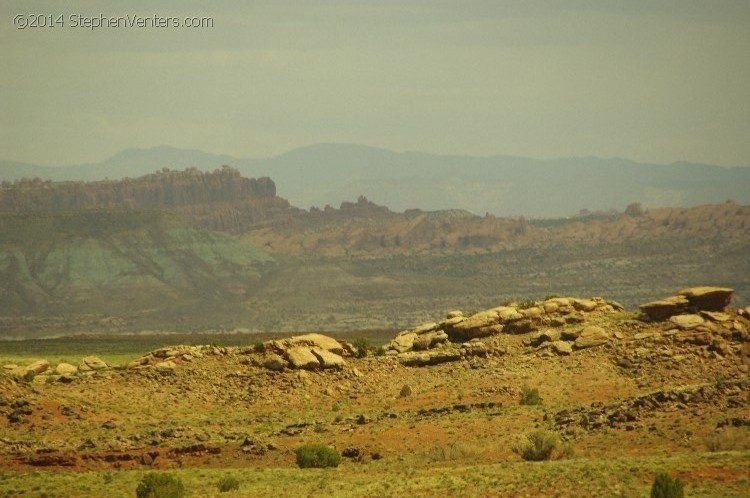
(295, 443, 341, 469)
(353, 338, 371, 358)
(713, 372, 728, 388)
(705, 428, 750, 452)
(398, 384, 412, 398)
(650, 472, 684, 498)
(217, 475, 240, 493)
(705, 431, 735, 452)
(517, 297, 536, 309)
(519, 385, 542, 406)
(135, 473, 185, 498)
(513, 429, 561, 461)
(427, 442, 479, 462)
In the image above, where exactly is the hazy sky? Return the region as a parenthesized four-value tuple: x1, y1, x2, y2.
(1, 1, 749, 166)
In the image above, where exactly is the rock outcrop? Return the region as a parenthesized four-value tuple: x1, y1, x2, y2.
(678, 286, 734, 312)
(128, 345, 223, 370)
(54, 363, 77, 375)
(257, 334, 348, 371)
(398, 341, 493, 367)
(640, 286, 733, 321)
(285, 348, 321, 370)
(574, 326, 610, 349)
(639, 296, 689, 321)
(9, 360, 49, 379)
(385, 296, 620, 355)
(78, 356, 108, 372)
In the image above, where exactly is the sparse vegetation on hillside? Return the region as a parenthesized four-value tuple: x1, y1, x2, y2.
(216, 475, 240, 493)
(295, 443, 341, 469)
(519, 385, 543, 406)
(513, 429, 562, 462)
(135, 473, 185, 498)
(353, 337, 371, 358)
(427, 442, 479, 462)
(705, 428, 750, 452)
(650, 472, 684, 498)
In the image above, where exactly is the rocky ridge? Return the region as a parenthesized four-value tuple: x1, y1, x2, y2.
(3, 356, 109, 385)
(640, 287, 735, 321)
(384, 296, 624, 366)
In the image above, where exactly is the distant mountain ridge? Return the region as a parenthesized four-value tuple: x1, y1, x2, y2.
(2, 144, 749, 217)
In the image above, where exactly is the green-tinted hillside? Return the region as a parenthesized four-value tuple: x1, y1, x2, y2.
(0, 210, 273, 337)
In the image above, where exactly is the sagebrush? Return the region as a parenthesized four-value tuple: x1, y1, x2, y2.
(295, 443, 341, 468)
(135, 473, 185, 498)
(513, 429, 560, 461)
(519, 385, 543, 405)
(650, 472, 684, 498)
(217, 475, 240, 493)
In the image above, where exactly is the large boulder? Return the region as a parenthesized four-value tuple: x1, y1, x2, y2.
(389, 332, 418, 353)
(412, 330, 449, 351)
(454, 310, 499, 329)
(78, 356, 108, 371)
(552, 341, 573, 356)
(519, 307, 544, 319)
(542, 301, 560, 314)
(561, 329, 582, 341)
(446, 310, 500, 341)
(283, 334, 344, 355)
(155, 360, 177, 373)
(669, 314, 705, 330)
(503, 318, 538, 334)
(55, 363, 77, 375)
(27, 359, 50, 374)
(400, 350, 462, 367)
(10, 359, 49, 378)
(572, 299, 598, 312)
(412, 322, 438, 334)
(678, 287, 733, 312)
(494, 307, 523, 322)
(530, 329, 561, 346)
(387, 321, 452, 353)
(285, 347, 321, 370)
(127, 356, 152, 369)
(311, 348, 346, 369)
(699, 311, 732, 323)
(574, 326, 610, 349)
(263, 354, 288, 371)
(543, 297, 575, 314)
(640, 295, 689, 321)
